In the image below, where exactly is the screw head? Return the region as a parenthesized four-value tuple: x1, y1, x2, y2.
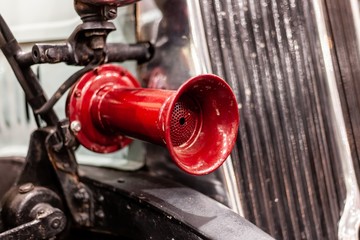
(70, 121, 82, 133)
(51, 218, 61, 229)
(75, 91, 82, 98)
(117, 178, 125, 183)
(18, 183, 34, 194)
(98, 195, 104, 202)
(107, 8, 117, 19)
(95, 210, 105, 219)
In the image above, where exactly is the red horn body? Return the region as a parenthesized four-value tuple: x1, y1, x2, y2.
(67, 64, 239, 175)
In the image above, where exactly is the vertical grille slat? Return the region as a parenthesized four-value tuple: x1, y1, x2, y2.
(200, 0, 347, 239)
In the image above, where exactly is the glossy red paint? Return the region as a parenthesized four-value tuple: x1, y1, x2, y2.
(66, 64, 139, 153)
(67, 64, 239, 175)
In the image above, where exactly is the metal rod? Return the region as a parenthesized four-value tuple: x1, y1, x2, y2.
(0, 15, 58, 126)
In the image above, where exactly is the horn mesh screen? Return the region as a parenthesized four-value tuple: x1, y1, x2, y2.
(170, 97, 200, 147)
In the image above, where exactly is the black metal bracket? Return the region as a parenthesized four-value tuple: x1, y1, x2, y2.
(32, 40, 153, 66)
(31, 20, 153, 66)
(0, 2, 154, 234)
(15, 127, 94, 227)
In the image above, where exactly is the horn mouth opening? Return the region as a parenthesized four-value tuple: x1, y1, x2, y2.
(165, 74, 239, 175)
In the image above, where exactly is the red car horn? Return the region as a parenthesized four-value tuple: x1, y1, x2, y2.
(66, 64, 239, 175)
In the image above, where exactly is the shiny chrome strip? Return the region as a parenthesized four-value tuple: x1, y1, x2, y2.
(220, 156, 244, 216)
(136, 0, 244, 215)
(186, 0, 212, 74)
(312, 0, 360, 239)
(186, 0, 244, 216)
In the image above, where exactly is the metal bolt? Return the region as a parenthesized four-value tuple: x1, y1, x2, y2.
(76, 213, 89, 226)
(117, 178, 125, 183)
(95, 210, 105, 219)
(18, 183, 34, 194)
(45, 48, 57, 60)
(70, 121, 81, 133)
(37, 209, 45, 216)
(107, 8, 117, 19)
(51, 218, 61, 229)
(74, 188, 90, 203)
(74, 189, 85, 200)
(75, 91, 82, 98)
(98, 195, 104, 202)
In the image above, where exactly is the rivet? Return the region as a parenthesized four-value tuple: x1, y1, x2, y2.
(75, 91, 82, 98)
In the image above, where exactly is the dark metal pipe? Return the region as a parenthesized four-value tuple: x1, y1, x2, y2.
(106, 42, 154, 64)
(31, 42, 153, 65)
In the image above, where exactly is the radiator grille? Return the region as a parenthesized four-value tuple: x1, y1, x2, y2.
(200, 0, 347, 239)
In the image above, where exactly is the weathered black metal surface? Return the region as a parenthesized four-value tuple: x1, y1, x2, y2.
(199, 0, 347, 239)
(16, 128, 94, 227)
(0, 155, 272, 239)
(79, 165, 274, 240)
(0, 79, 267, 239)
